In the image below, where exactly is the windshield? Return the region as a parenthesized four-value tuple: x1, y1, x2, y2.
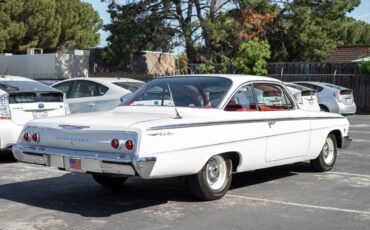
(0, 81, 56, 92)
(113, 81, 144, 92)
(124, 77, 232, 108)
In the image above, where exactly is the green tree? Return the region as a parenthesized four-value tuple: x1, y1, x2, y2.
(359, 60, 370, 75)
(103, 0, 275, 66)
(266, 0, 361, 61)
(56, 0, 103, 50)
(225, 39, 271, 75)
(103, 1, 176, 64)
(331, 17, 370, 45)
(0, 0, 102, 53)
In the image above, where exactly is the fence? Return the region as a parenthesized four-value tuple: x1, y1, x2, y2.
(268, 62, 360, 75)
(267, 62, 370, 113)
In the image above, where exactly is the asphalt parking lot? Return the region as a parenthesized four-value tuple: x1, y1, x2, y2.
(0, 115, 369, 230)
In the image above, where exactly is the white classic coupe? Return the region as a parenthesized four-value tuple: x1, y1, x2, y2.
(12, 75, 352, 200)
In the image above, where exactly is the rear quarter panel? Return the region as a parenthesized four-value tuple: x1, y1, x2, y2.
(308, 115, 349, 159)
(137, 116, 269, 178)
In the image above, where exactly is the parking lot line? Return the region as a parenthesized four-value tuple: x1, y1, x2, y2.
(325, 171, 370, 178)
(350, 124, 370, 128)
(16, 164, 68, 174)
(351, 139, 370, 143)
(349, 130, 370, 134)
(226, 194, 370, 216)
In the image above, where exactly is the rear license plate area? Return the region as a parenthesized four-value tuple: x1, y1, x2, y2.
(32, 111, 48, 119)
(69, 158, 82, 172)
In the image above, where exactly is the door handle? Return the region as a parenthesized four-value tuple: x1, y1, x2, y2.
(86, 103, 95, 107)
(268, 120, 276, 128)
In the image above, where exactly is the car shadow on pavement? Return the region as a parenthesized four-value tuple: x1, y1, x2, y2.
(230, 162, 314, 190)
(0, 150, 17, 163)
(0, 162, 314, 217)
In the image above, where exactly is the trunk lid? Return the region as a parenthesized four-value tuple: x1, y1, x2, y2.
(9, 91, 65, 125)
(339, 89, 354, 105)
(23, 108, 174, 152)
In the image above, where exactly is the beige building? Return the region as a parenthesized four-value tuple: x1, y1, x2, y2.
(0, 49, 89, 80)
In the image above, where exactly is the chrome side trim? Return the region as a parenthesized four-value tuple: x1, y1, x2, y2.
(147, 116, 345, 131)
(341, 136, 352, 149)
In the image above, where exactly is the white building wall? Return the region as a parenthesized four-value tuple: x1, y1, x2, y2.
(0, 51, 89, 80)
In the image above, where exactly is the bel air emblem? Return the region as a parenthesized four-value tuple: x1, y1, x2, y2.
(59, 125, 90, 130)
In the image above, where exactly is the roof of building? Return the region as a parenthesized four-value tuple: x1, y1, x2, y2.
(329, 45, 370, 62)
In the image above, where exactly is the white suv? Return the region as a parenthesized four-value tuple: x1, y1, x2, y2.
(0, 76, 67, 150)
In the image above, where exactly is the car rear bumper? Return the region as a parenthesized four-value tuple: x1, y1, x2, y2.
(338, 103, 356, 115)
(12, 144, 156, 179)
(341, 136, 352, 149)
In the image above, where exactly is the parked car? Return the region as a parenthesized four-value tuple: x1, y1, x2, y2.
(13, 75, 351, 200)
(285, 82, 320, 112)
(52, 78, 144, 114)
(293, 81, 356, 115)
(0, 75, 66, 150)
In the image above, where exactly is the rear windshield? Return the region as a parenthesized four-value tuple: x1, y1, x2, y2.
(294, 82, 323, 92)
(113, 82, 144, 92)
(124, 77, 232, 108)
(286, 83, 313, 92)
(0, 81, 56, 92)
(323, 83, 349, 91)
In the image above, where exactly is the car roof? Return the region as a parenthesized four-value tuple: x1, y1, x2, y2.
(166, 74, 282, 84)
(54, 77, 144, 84)
(0, 75, 36, 82)
(293, 81, 349, 90)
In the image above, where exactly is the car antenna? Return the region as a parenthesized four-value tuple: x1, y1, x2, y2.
(167, 82, 182, 119)
(0, 69, 8, 78)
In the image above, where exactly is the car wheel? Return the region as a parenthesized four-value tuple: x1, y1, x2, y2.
(92, 174, 128, 188)
(189, 155, 233, 201)
(319, 105, 329, 112)
(310, 134, 337, 172)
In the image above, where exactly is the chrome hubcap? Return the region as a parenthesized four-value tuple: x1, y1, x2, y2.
(206, 155, 227, 191)
(322, 137, 335, 165)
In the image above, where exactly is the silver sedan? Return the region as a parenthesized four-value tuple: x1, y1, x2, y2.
(293, 81, 356, 115)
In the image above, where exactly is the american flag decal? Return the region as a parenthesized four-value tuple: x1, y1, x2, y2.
(69, 158, 82, 170)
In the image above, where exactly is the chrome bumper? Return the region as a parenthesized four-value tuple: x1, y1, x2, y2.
(12, 144, 156, 179)
(341, 136, 352, 149)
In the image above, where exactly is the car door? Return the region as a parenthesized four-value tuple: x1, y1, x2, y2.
(67, 80, 109, 113)
(253, 83, 311, 162)
(223, 84, 269, 171)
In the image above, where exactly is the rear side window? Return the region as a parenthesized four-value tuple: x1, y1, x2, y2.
(225, 85, 257, 111)
(254, 84, 294, 111)
(53, 81, 73, 98)
(70, 81, 109, 98)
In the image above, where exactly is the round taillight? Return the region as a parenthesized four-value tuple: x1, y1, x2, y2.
(32, 133, 39, 142)
(23, 132, 30, 142)
(111, 138, 120, 149)
(125, 140, 134, 150)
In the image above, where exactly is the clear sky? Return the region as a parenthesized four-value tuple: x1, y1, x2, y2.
(83, 0, 370, 48)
